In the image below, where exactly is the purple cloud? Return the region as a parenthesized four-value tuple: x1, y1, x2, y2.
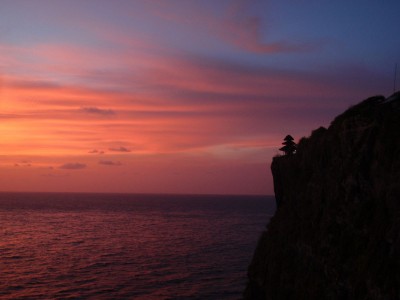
(88, 149, 105, 154)
(14, 161, 32, 167)
(81, 107, 115, 116)
(59, 163, 87, 170)
(99, 160, 122, 166)
(109, 146, 131, 152)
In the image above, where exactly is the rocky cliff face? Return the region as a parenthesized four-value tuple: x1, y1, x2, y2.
(244, 93, 400, 300)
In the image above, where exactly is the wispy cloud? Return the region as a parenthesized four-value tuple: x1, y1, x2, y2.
(81, 107, 115, 116)
(109, 146, 131, 152)
(214, 0, 315, 53)
(142, 0, 316, 54)
(14, 161, 32, 167)
(99, 160, 122, 166)
(1, 43, 386, 158)
(88, 149, 105, 154)
(59, 163, 87, 170)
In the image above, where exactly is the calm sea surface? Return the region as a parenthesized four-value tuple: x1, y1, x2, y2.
(0, 193, 275, 299)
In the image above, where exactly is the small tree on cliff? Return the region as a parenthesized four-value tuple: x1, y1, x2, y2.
(279, 135, 297, 155)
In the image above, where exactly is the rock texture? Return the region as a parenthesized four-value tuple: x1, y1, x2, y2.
(244, 92, 400, 300)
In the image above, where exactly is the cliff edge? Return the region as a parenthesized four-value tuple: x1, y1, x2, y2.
(244, 92, 400, 299)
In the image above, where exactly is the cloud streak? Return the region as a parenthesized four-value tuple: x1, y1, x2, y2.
(81, 107, 115, 116)
(108, 147, 131, 152)
(143, 0, 316, 54)
(99, 160, 122, 166)
(59, 163, 87, 170)
(217, 0, 317, 53)
(89, 149, 105, 154)
(0, 47, 388, 159)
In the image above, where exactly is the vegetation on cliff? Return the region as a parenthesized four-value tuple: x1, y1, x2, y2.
(245, 92, 400, 299)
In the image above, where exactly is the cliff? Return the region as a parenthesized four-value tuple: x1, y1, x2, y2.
(244, 92, 400, 299)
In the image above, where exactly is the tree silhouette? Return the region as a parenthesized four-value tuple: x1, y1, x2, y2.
(279, 135, 297, 155)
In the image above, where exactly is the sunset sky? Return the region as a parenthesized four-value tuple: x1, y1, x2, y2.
(1, 0, 399, 195)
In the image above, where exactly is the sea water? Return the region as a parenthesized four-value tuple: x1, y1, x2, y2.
(0, 193, 275, 299)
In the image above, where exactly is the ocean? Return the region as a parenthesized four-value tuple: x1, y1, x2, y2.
(0, 193, 275, 299)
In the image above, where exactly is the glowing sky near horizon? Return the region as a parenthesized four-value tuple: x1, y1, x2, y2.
(1, 0, 399, 195)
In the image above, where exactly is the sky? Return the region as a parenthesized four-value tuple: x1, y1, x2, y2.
(1, 0, 399, 195)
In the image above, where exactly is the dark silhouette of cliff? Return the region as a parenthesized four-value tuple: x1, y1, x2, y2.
(244, 92, 400, 299)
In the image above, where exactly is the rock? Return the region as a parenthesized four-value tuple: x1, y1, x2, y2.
(244, 93, 400, 299)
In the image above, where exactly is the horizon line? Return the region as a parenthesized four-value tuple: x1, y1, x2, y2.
(0, 190, 274, 198)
